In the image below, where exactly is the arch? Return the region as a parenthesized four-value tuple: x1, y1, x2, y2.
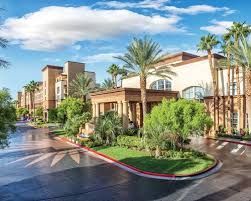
(182, 86, 204, 100)
(150, 79, 172, 91)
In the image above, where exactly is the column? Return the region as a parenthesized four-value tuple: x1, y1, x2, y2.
(117, 101, 123, 118)
(95, 103, 100, 118)
(129, 102, 133, 121)
(92, 103, 96, 119)
(123, 101, 129, 128)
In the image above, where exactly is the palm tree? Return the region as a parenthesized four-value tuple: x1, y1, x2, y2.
(230, 36, 251, 130)
(221, 35, 235, 133)
(226, 22, 251, 129)
(107, 64, 120, 88)
(197, 34, 220, 132)
(116, 36, 175, 119)
(118, 67, 128, 87)
(69, 73, 93, 102)
(24, 84, 32, 116)
(101, 78, 114, 90)
(29, 81, 40, 118)
(0, 37, 9, 68)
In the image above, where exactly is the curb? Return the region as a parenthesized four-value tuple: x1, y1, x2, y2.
(52, 133, 221, 180)
(207, 137, 251, 147)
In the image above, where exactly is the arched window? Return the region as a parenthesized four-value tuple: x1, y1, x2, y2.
(182, 86, 204, 100)
(150, 79, 172, 91)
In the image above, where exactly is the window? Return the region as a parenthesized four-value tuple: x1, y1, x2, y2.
(150, 79, 172, 91)
(230, 82, 237, 95)
(183, 86, 204, 100)
(57, 87, 60, 94)
(231, 112, 238, 128)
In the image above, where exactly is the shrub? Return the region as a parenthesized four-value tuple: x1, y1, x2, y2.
(122, 128, 139, 136)
(144, 99, 212, 157)
(48, 108, 58, 123)
(117, 135, 144, 149)
(16, 107, 29, 118)
(35, 106, 43, 118)
(94, 111, 123, 145)
(57, 97, 84, 124)
(64, 113, 91, 137)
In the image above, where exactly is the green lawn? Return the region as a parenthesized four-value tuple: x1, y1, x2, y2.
(50, 129, 66, 136)
(92, 146, 214, 175)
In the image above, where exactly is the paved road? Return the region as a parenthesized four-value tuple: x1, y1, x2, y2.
(0, 123, 251, 201)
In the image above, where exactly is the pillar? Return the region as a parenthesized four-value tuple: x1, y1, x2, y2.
(95, 103, 100, 118)
(123, 101, 129, 128)
(117, 101, 123, 118)
(92, 103, 96, 119)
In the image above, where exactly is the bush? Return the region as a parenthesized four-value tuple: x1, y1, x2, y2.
(122, 128, 139, 136)
(64, 113, 91, 137)
(162, 149, 207, 159)
(35, 106, 43, 118)
(57, 97, 85, 124)
(144, 99, 212, 157)
(117, 135, 144, 149)
(80, 137, 102, 148)
(94, 111, 123, 145)
(48, 108, 58, 123)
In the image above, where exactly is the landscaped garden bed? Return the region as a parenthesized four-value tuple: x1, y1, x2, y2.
(91, 145, 215, 175)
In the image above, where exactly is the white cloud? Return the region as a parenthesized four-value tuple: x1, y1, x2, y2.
(72, 44, 82, 50)
(0, 6, 183, 51)
(42, 58, 61, 62)
(82, 52, 122, 63)
(95, 0, 169, 9)
(96, 1, 235, 16)
(200, 20, 233, 35)
(163, 5, 234, 15)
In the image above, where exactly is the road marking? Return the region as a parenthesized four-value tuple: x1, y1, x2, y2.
(25, 153, 56, 167)
(230, 144, 243, 154)
(7, 153, 44, 165)
(240, 149, 246, 155)
(216, 142, 229, 150)
(51, 151, 67, 167)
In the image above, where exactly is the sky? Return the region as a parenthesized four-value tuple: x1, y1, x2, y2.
(0, 0, 250, 98)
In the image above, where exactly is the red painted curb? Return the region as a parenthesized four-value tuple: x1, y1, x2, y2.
(207, 137, 251, 147)
(52, 134, 218, 179)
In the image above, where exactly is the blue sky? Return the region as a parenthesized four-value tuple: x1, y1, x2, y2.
(0, 0, 250, 98)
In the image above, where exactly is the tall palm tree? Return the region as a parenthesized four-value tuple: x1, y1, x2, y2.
(0, 37, 9, 68)
(230, 36, 251, 130)
(226, 22, 251, 129)
(118, 67, 128, 87)
(116, 36, 175, 119)
(24, 84, 32, 115)
(29, 81, 40, 118)
(101, 78, 114, 90)
(220, 36, 234, 133)
(107, 64, 120, 88)
(197, 34, 220, 132)
(69, 73, 93, 102)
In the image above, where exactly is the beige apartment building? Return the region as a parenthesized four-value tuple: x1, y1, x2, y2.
(17, 61, 96, 120)
(90, 52, 246, 131)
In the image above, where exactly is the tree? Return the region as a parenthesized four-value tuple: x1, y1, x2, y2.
(230, 36, 251, 131)
(118, 66, 128, 87)
(219, 36, 235, 134)
(35, 106, 43, 118)
(116, 36, 175, 119)
(0, 37, 9, 68)
(197, 34, 220, 132)
(16, 107, 29, 118)
(0, 88, 16, 148)
(24, 81, 39, 118)
(101, 78, 114, 90)
(94, 111, 123, 145)
(144, 99, 212, 157)
(64, 113, 91, 137)
(69, 73, 93, 102)
(226, 22, 251, 129)
(107, 64, 120, 88)
(57, 97, 84, 124)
